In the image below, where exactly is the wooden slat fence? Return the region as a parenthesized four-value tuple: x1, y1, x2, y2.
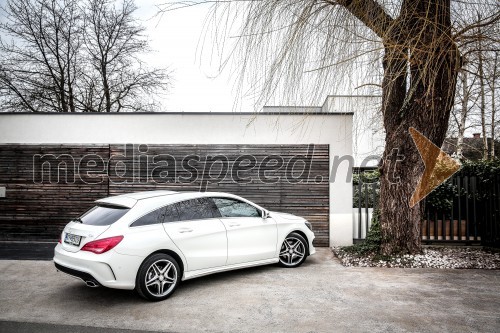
(0, 145, 109, 240)
(353, 170, 500, 247)
(0, 144, 330, 246)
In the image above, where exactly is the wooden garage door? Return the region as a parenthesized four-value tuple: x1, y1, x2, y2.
(0, 145, 110, 241)
(0, 144, 329, 246)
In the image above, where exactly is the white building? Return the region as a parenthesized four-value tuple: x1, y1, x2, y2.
(0, 96, 384, 246)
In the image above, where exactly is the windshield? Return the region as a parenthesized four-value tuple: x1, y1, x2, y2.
(76, 204, 130, 226)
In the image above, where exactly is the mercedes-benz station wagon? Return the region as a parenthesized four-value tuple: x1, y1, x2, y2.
(54, 191, 315, 301)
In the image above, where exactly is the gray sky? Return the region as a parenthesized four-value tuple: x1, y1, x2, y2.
(136, 1, 254, 113)
(0, 0, 370, 113)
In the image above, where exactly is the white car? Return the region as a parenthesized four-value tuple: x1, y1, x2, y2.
(54, 190, 315, 301)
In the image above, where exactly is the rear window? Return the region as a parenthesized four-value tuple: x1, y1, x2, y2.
(77, 204, 130, 226)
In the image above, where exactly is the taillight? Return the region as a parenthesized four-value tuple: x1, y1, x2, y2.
(81, 236, 124, 254)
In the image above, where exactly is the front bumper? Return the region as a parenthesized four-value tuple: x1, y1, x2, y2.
(53, 243, 144, 290)
(308, 231, 316, 256)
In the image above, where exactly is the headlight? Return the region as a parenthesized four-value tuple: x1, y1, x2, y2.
(304, 221, 313, 231)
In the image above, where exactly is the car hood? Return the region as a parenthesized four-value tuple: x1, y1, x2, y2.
(270, 211, 305, 222)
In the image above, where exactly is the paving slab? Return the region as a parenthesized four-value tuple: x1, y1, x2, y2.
(0, 248, 499, 333)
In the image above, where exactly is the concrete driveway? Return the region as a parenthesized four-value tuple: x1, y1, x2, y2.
(0, 248, 499, 333)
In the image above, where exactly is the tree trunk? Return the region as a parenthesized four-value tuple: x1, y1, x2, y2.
(102, 63, 112, 113)
(60, 76, 68, 113)
(379, 41, 422, 254)
(492, 82, 496, 159)
(477, 25, 488, 159)
(379, 0, 459, 255)
(490, 53, 497, 159)
(457, 70, 469, 159)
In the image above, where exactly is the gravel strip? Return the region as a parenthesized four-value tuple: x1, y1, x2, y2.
(332, 246, 500, 269)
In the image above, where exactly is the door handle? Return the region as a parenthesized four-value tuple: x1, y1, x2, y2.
(178, 228, 193, 233)
(228, 223, 240, 227)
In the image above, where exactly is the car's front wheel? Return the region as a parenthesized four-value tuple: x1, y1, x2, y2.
(136, 253, 180, 301)
(278, 232, 308, 268)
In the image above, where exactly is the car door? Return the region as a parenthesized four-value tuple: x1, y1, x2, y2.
(213, 197, 277, 265)
(162, 198, 227, 272)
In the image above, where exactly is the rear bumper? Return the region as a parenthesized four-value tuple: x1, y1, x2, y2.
(54, 262, 101, 287)
(53, 243, 143, 290)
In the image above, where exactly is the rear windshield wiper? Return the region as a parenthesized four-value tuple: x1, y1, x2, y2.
(72, 217, 83, 223)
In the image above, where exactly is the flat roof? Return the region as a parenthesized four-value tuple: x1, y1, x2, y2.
(0, 111, 353, 115)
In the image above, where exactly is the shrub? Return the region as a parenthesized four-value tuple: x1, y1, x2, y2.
(341, 209, 381, 254)
(426, 158, 500, 211)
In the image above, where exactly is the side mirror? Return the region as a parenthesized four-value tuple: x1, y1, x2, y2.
(261, 210, 270, 219)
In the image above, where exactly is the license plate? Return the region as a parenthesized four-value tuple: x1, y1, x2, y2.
(64, 233, 81, 246)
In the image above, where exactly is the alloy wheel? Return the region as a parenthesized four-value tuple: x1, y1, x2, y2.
(279, 235, 306, 267)
(144, 259, 178, 297)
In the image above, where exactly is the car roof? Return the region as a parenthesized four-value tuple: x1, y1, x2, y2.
(95, 190, 246, 209)
(96, 190, 178, 208)
(114, 190, 179, 200)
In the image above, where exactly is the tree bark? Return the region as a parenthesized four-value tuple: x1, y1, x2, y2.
(378, 0, 459, 254)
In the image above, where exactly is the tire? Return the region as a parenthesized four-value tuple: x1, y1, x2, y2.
(278, 232, 308, 268)
(136, 253, 181, 301)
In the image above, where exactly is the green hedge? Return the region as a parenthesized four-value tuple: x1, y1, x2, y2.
(426, 158, 500, 211)
(352, 159, 499, 210)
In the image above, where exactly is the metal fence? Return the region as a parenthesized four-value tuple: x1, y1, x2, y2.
(353, 179, 379, 240)
(353, 170, 500, 247)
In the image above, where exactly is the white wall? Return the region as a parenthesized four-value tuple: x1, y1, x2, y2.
(267, 95, 385, 167)
(320, 95, 384, 166)
(0, 111, 354, 246)
(353, 208, 374, 239)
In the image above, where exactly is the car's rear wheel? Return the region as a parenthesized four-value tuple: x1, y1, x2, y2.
(136, 253, 180, 301)
(278, 232, 308, 268)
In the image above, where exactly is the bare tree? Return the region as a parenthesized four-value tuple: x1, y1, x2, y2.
(453, 11, 499, 161)
(487, 51, 498, 159)
(448, 35, 482, 160)
(162, 0, 500, 254)
(0, 0, 170, 112)
(83, 0, 170, 112)
(476, 20, 489, 159)
(0, 0, 83, 112)
(453, 69, 477, 159)
(447, 9, 499, 162)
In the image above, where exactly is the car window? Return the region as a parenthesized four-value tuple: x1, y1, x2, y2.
(175, 198, 220, 221)
(78, 204, 130, 226)
(213, 198, 261, 218)
(163, 204, 179, 223)
(131, 207, 166, 227)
